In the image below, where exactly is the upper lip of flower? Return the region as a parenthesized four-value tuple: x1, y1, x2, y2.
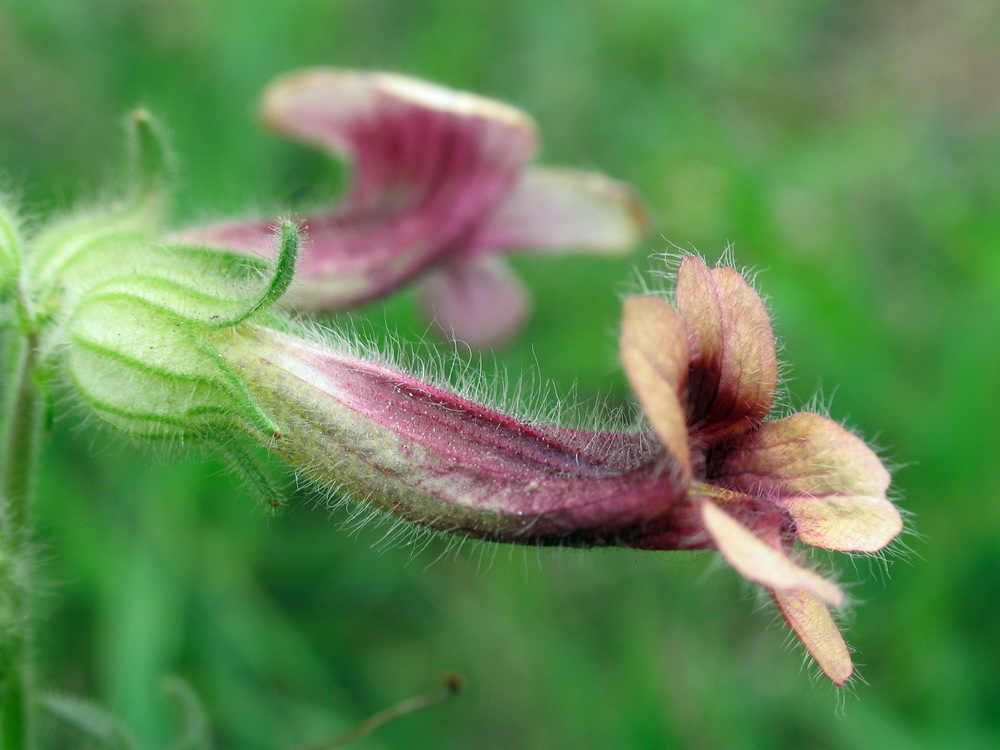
(620, 255, 903, 684)
(174, 68, 649, 347)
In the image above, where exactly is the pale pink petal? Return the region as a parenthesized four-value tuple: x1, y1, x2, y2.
(182, 68, 538, 310)
(701, 500, 843, 606)
(712, 413, 900, 552)
(773, 589, 853, 686)
(675, 257, 778, 444)
(419, 257, 530, 348)
(619, 296, 692, 477)
(469, 167, 648, 254)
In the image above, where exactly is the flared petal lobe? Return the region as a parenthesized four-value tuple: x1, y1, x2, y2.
(469, 167, 649, 255)
(675, 257, 778, 444)
(700, 501, 843, 606)
(620, 295, 692, 478)
(773, 589, 853, 685)
(710, 413, 900, 552)
(419, 257, 530, 348)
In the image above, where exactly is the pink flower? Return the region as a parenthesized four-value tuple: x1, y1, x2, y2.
(185, 69, 648, 347)
(211, 252, 899, 685)
(620, 257, 902, 684)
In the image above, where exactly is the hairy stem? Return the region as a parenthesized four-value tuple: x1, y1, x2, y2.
(1, 293, 42, 749)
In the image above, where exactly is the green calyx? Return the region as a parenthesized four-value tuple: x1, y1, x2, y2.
(63, 222, 300, 442)
(8, 106, 302, 446)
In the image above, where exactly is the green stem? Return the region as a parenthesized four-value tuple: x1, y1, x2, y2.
(1, 291, 42, 749)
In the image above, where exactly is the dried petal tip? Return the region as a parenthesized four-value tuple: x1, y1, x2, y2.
(774, 589, 853, 685)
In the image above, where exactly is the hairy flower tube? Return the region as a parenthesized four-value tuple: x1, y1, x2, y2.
(181, 68, 649, 347)
(209, 257, 900, 685)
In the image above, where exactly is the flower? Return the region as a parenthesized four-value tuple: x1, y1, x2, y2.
(15, 83, 896, 688)
(619, 256, 903, 684)
(180, 68, 648, 347)
(55, 191, 897, 683)
(208, 255, 899, 685)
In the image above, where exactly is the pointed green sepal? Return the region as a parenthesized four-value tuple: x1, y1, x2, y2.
(123, 108, 174, 218)
(215, 220, 299, 328)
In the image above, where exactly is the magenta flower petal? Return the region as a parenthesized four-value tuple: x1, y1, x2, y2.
(419, 256, 530, 348)
(700, 500, 844, 606)
(711, 413, 900, 552)
(188, 69, 538, 308)
(620, 295, 693, 478)
(772, 589, 853, 685)
(675, 257, 778, 444)
(468, 167, 648, 255)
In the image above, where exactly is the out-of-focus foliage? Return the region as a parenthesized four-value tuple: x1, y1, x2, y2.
(2, 1, 998, 748)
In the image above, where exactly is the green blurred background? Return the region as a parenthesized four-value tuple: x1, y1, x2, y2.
(2, 0, 999, 747)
